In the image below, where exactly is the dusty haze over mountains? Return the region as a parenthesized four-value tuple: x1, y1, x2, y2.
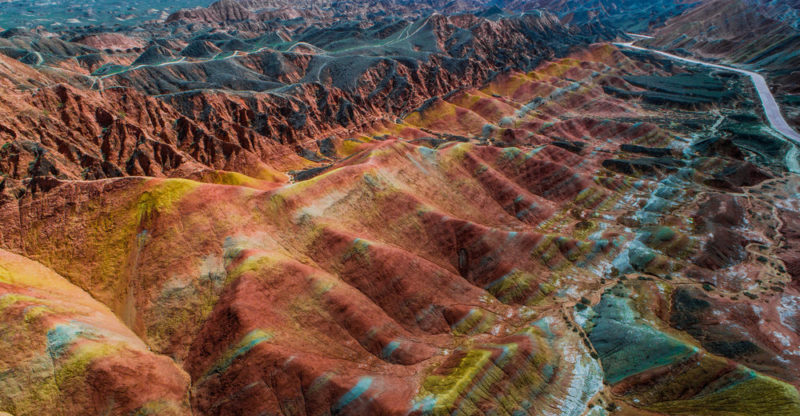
(1, 1, 800, 415)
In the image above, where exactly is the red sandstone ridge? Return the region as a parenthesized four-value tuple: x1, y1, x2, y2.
(166, 0, 255, 24)
(72, 33, 146, 51)
(2, 37, 800, 414)
(0, 10, 617, 188)
(0, 54, 302, 184)
(1, 1, 800, 415)
(0, 249, 191, 415)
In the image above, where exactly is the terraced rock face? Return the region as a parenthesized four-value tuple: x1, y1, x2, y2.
(1, 32, 800, 416)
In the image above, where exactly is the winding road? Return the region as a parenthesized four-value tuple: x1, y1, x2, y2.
(614, 40, 800, 145)
(85, 31, 800, 148)
(87, 19, 428, 91)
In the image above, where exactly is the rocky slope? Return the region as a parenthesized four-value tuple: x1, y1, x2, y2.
(0, 1, 799, 416)
(743, 0, 800, 29)
(644, 0, 800, 93)
(2, 38, 800, 414)
(0, 9, 617, 189)
(507, 0, 698, 32)
(640, 0, 800, 129)
(162, 0, 698, 32)
(0, 249, 191, 415)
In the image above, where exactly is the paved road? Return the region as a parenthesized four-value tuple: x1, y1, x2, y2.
(88, 20, 422, 89)
(614, 41, 800, 145)
(624, 33, 654, 40)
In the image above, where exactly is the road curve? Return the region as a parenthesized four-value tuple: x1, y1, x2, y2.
(614, 41, 800, 145)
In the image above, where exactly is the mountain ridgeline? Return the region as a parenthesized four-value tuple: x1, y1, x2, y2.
(1, 1, 800, 416)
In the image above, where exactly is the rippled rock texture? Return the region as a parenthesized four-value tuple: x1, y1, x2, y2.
(1, 34, 799, 415)
(0, 8, 616, 188)
(1, 0, 800, 413)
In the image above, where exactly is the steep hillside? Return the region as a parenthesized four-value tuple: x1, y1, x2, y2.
(644, 0, 800, 97)
(0, 11, 617, 188)
(2, 41, 800, 415)
(0, 1, 799, 415)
